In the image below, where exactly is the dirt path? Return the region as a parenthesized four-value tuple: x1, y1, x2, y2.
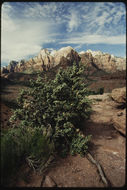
(83, 94, 125, 187)
(9, 93, 125, 187)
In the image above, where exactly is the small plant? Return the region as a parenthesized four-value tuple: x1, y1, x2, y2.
(1, 126, 54, 185)
(89, 87, 104, 95)
(26, 127, 55, 171)
(99, 87, 104, 94)
(70, 134, 91, 156)
(1, 127, 28, 185)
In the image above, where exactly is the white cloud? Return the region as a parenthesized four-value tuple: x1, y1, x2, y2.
(81, 2, 126, 35)
(1, 3, 57, 64)
(1, 2, 126, 64)
(1, 19, 52, 63)
(23, 3, 57, 18)
(23, 2, 66, 24)
(67, 10, 80, 32)
(59, 34, 126, 45)
(74, 44, 83, 50)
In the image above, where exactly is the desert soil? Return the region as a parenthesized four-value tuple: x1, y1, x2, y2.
(4, 92, 125, 188)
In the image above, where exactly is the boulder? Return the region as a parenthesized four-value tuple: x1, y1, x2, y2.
(111, 109, 126, 136)
(110, 87, 126, 105)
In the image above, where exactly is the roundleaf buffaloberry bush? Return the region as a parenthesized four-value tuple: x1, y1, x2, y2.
(2, 62, 92, 185)
(10, 62, 92, 157)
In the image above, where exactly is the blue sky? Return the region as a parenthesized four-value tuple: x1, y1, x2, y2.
(1, 2, 126, 66)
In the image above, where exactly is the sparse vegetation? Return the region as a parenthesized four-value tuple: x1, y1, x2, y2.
(1, 62, 92, 186)
(99, 87, 104, 95)
(1, 127, 54, 185)
(89, 87, 104, 95)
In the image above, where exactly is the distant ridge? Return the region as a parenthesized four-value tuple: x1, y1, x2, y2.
(1, 46, 126, 75)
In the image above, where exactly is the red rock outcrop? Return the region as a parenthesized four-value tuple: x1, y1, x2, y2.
(1, 47, 126, 74)
(79, 50, 126, 73)
(1, 46, 80, 74)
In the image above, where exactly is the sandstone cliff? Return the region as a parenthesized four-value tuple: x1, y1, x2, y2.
(1, 47, 126, 74)
(79, 50, 126, 72)
(1, 46, 80, 74)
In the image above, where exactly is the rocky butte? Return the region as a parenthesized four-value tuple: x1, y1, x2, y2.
(1, 46, 126, 75)
(79, 49, 126, 72)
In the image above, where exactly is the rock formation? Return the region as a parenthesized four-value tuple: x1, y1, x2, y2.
(110, 87, 126, 136)
(1, 61, 18, 74)
(111, 109, 126, 136)
(79, 50, 126, 72)
(1, 47, 126, 74)
(1, 46, 80, 74)
(110, 87, 126, 106)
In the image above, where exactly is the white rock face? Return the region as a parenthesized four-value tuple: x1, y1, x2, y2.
(50, 50, 57, 56)
(79, 51, 85, 54)
(111, 54, 115, 58)
(86, 49, 103, 56)
(38, 49, 50, 59)
(59, 46, 73, 52)
(49, 46, 77, 66)
(56, 46, 74, 58)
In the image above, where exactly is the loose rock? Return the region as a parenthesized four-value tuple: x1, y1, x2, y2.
(110, 87, 126, 105)
(111, 109, 126, 136)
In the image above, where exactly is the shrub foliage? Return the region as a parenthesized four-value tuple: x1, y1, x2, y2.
(1, 62, 92, 185)
(1, 126, 54, 185)
(10, 62, 92, 155)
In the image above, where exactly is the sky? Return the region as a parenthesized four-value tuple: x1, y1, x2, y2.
(1, 1, 126, 66)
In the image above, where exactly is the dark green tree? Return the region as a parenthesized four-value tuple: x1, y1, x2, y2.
(10, 62, 92, 157)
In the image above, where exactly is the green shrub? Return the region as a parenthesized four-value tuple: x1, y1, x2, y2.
(70, 134, 91, 156)
(1, 126, 54, 185)
(98, 87, 104, 94)
(26, 127, 55, 171)
(89, 87, 104, 95)
(1, 127, 28, 185)
(10, 63, 91, 164)
(9, 62, 92, 164)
